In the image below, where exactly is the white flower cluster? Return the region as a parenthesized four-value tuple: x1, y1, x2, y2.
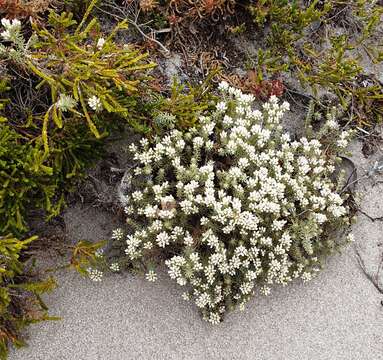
(88, 95, 103, 112)
(115, 82, 352, 324)
(1, 18, 21, 42)
(97, 37, 106, 50)
(145, 270, 157, 282)
(110, 262, 120, 272)
(88, 268, 103, 282)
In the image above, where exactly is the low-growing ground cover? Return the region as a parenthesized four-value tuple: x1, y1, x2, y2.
(107, 83, 356, 323)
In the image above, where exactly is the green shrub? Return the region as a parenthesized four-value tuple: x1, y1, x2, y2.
(0, 103, 104, 356)
(249, 0, 329, 42)
(0, 234, 56, 360)
(0, 124, 50, 234)
(0, 75, 107, 235)
(0, 0, 155, 153)
(0, 0, 158, 234)
(136, 0, 236, 21)
(148, 76, 218, 131)
(0, 4, 156, 355)
(0, 118, 108, 235)
(246, 0, 383, 126)
(109, 83, 355, 323)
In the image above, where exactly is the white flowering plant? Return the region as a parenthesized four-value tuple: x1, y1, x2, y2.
(110, 82, 355, 324)
(0, 18, 22, 43)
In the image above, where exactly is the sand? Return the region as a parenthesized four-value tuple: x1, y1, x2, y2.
(10, 140, 383, 360)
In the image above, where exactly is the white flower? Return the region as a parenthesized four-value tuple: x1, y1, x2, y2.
(97, 37, 105, 50)
(240, 282, 253, 295)
(184, 233, 194, 246)
(124, 206, 134, 215)
(1, 18, 21, 41)
(346, 233, 355, 243)
(144, 204, 158, 218)
(301, 272, 312, 282)
(238, 158, 249, 169)
(145, 270, 157, 282)
(156, 232, 170, 248)
(218, 81, 229, 92)
(11, 19, 21, 28)
(180, 199, 197, 215)
(326, 119, 339, 129)
(1, 30, 11, 41)
(260, 286, 271, 296)
(88, 268, 103, 282)
(281, 101, 290, 111)
(95, 248, 104, 258)
(132, 191, 143, 201)
(1, 19, 11, 28)
(337, 139, 348, 148)
(208, 312, 221, 325)
(88, 95, 103, 112)
(112, 228, 124, 241)
(216, 101, 227, 112)
(313, 213, 327, 224)
(110, 262, 120, 272)
(1, 18, 21, 31)
(196, 293, 210, 308)
(193, 137, 204, 148)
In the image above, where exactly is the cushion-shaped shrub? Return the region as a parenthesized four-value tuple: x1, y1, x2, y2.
(112, 83, 354, 323)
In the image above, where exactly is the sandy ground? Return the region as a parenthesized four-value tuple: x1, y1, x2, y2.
(10, 140, 383, 360)
(10, 244, 383, 360)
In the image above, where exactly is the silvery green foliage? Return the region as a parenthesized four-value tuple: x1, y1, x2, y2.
(113, 83, 353, 324)
(153, 111, 177, 129)
(56, 94, 77, 112)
